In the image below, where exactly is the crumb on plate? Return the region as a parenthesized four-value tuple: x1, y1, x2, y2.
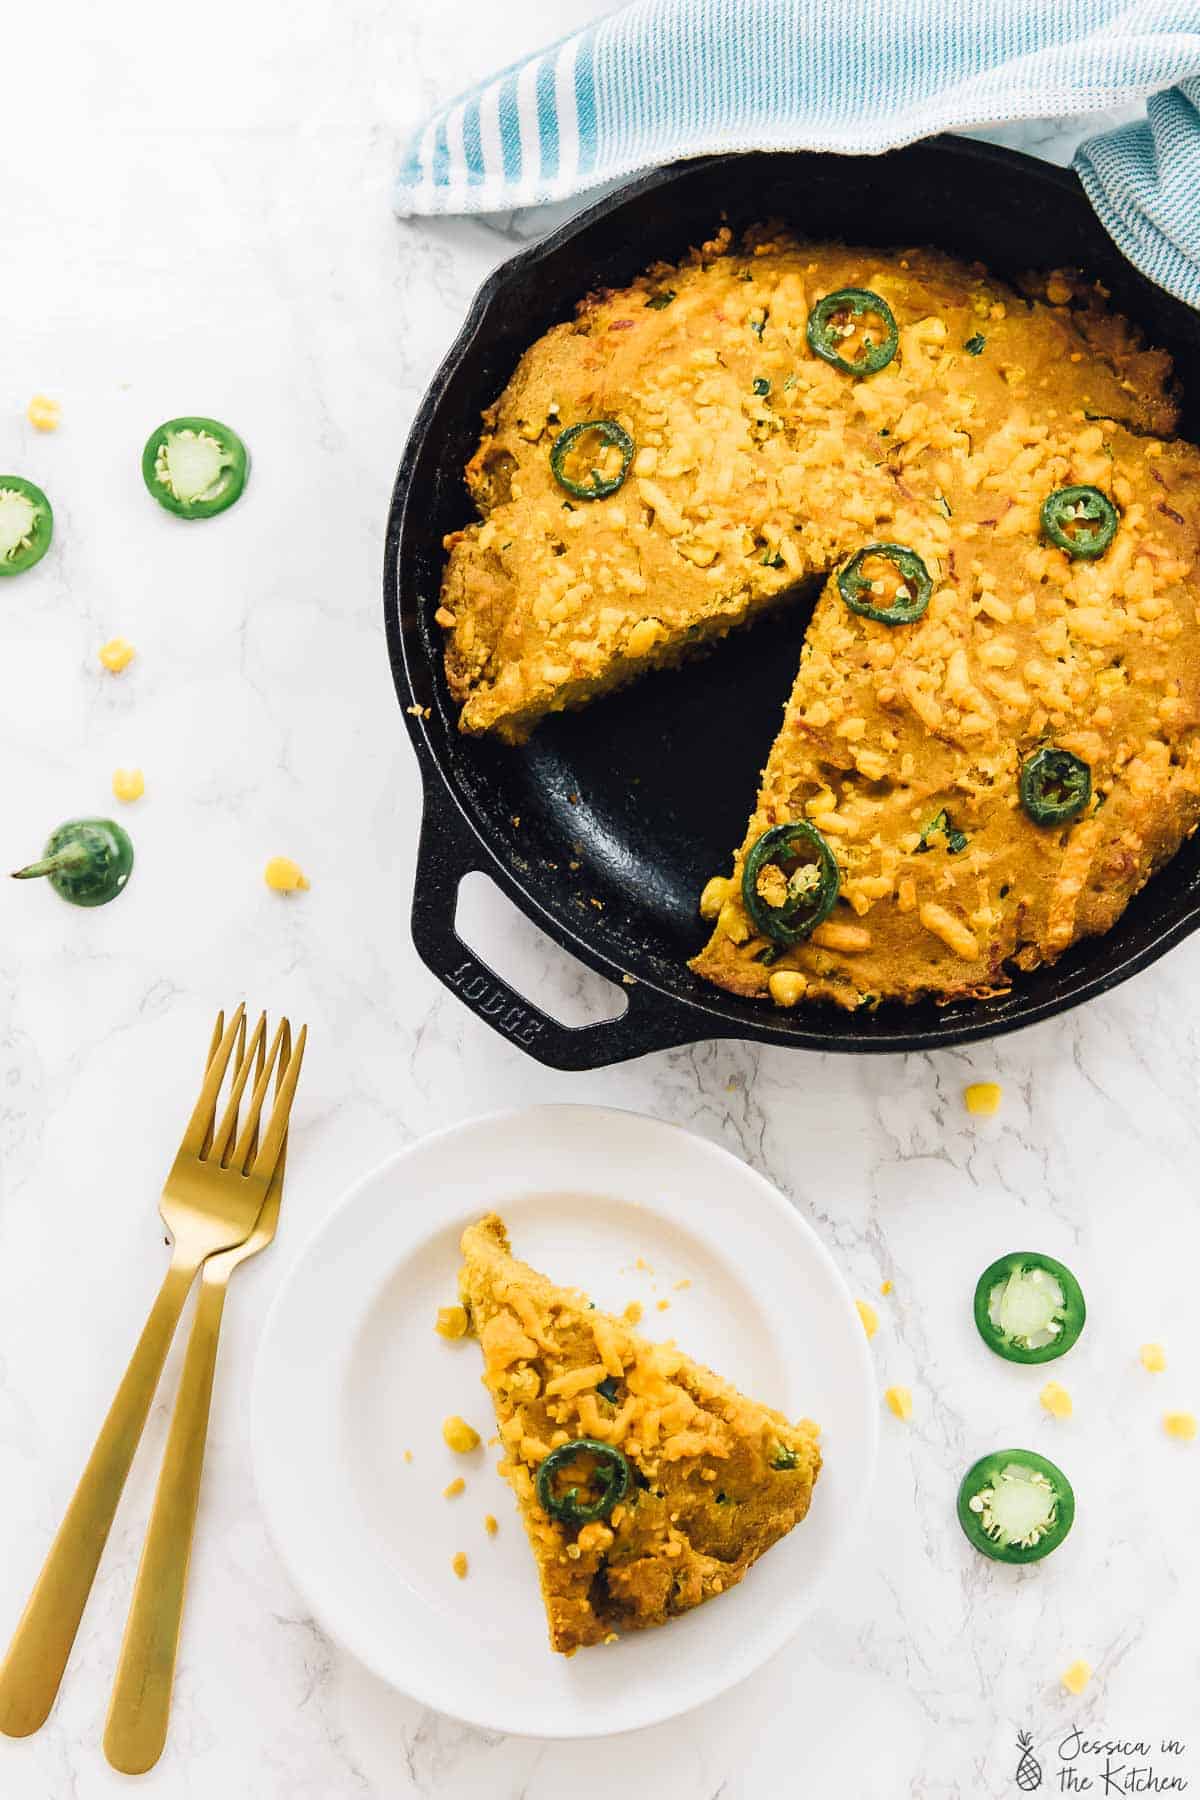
(451, 1552, 468, 1579)
(442, 1415, 480, 1453)
(484, 1513, 498, 1536)
(436, 1304, 470, 1339)
(856, 1299, 879, 1340)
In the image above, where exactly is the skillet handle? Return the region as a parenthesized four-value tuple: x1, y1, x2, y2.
(409, 788, 705, 1071)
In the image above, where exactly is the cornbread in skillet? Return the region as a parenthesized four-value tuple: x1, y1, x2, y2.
(440, 227, 1200, 1006)
(458, 1213, 820, 1655)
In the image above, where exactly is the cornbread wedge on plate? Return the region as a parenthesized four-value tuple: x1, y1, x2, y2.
(458, 1213, 821, 1655)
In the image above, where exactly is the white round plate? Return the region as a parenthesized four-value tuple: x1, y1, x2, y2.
(252, 1104, 878, 1738)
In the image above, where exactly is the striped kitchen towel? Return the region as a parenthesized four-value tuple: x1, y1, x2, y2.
(395, 0, 1200, 310)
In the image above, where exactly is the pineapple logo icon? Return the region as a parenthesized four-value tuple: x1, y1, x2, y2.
(1014, 1731, 1043, 1791)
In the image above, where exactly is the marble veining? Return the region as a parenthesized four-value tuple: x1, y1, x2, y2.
(2, 1, 1194, 1793)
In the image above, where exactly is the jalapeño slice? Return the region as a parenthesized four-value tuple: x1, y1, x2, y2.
(142, 417, 249, 518)
(535, 1438, 631, 1527)
(1019, 746, 1092, 826)
(807, 288, 899, 376)
(549, 420, 635, 501)
(742, 821, 839, 947)
(1041, 485, 1118, 560)
(838, 543, 931, 626)
(973, 1251, 1086, 1364)
(0, 476, 53, 576)
(957, 1449, 1075, 1564)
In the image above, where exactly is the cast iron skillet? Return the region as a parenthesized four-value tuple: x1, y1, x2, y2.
(385, 136, 1200, 1070)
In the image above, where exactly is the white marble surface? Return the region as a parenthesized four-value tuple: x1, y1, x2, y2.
(2, 3, 1197, 1794)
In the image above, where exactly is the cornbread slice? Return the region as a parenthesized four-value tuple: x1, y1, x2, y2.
(457, 1214, 820, 1655)
(690, 413, 1200, 1007)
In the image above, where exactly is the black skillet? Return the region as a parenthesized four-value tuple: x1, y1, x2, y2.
(384, 136, 1200, 1070)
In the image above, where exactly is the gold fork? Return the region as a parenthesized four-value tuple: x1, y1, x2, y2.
(104, 1019, 292, 1774)
(0, 1004, 306, 1738)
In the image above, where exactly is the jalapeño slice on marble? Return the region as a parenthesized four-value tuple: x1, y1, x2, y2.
(838, 542, 932, 625)
(142, 417, 249, 518)
(973, 1251, 1086, 1364)
(806, 287, 899, 376)
(742, 821, 840, 947)
(12, 817, 134, 907)
(1041, 484, 1118, 560)
(0, 476, 53, 576)
(1019, 746, 1092, 827)
(549, 420, 635, 501)
(957, 1449, 1075, 1564)
(535, 1438, 631, 1527)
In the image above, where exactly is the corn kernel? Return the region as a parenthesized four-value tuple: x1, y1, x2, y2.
(1040, 1380, 1073, 1420)
(1140, 1342, 1167, 1373)
(1163, 1411, 1197, 1442)
(443, 1476, 465, 1498)
(451, 1551, 468, 1579)
(436, 1304, 469, 1340)
(699, 875, 731, 920)
(768, 970, 807, 1007)
(111, 767, 144, 804)
(442, 1414, 481, 1454)
(98, 637, 136, 673)
(1061, 1659, 1092, 1695)
(264, 856, 309, 893)
(855, 1299, 879, 1340)
(27, 394, 61, 432)
(484, 1514, 499, 1536)
(885, 1386, 913, 1422)
(964, 1081, 1002, 1117)
(880, 1279, 893, 1296)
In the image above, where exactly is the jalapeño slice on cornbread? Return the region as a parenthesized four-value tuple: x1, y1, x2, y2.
(457, 1214, 820, 1655)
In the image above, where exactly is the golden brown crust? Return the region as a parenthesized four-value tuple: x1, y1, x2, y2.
(458, 1213, 820, 1655)
(440, 229, 1200, 1005)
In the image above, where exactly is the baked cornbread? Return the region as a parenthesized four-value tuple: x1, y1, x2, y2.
(458, 1214, 820, 1655)
(440, 228, 1200, 1006)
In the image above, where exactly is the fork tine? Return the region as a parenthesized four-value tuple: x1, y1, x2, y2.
(249, 1024, 306, 1183)
(208, 1013, 267, 1167)
(179, 1005, 246, 1156)
(229, 1018, 290, 1174)
(206, 1012, 224, 1069)
(255, 1022, 289, 1159)
(201, 1010, 247, 1156)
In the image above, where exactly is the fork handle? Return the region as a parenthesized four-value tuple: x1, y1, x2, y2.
(0, 1253, 200, 1737)
(103, 1270, 229, 1774)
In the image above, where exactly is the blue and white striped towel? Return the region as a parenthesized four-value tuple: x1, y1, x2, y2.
(395, 1, 1200, 310)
